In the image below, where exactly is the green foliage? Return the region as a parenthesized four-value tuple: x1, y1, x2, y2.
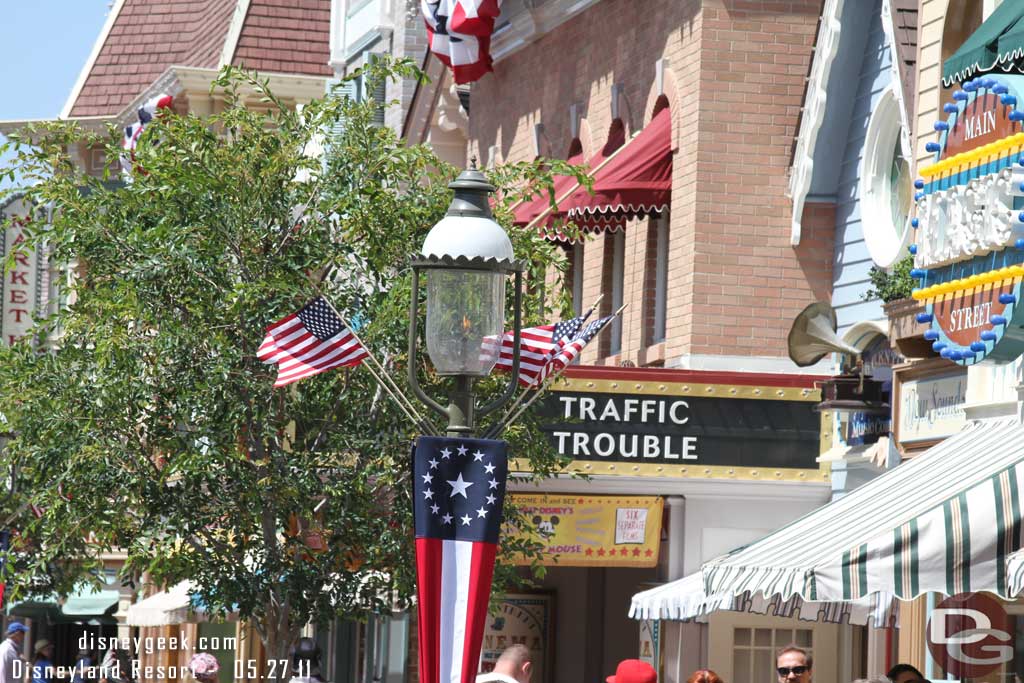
(863, 254, 916, 303)
(0, 61, 588, 671)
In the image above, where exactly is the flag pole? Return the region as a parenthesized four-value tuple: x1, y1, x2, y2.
(485, 303, 626, 439)
(491, 293, 604, 432)
(318, 297, 439, 436)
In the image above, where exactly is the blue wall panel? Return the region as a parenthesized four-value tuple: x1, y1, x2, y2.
(831, 0, 891, 334)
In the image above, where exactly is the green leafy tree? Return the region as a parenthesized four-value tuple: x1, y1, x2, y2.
(0, 62, 585, 678)
(863, 254, 916, 303)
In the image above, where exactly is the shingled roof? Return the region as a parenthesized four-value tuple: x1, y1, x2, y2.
(65, 0, 331, 119)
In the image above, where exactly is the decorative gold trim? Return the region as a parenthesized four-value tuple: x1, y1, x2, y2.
(550, 377, 822, 402)
(913, 268, 1023, 301)
(510, 458, 831, 481)
(918, 132, 1024, 179)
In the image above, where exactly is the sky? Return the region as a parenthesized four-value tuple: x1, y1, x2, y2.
(0, 1, 111, 188)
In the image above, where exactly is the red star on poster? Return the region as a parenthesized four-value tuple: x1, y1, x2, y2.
(620, 548, 629, 556)
(585, 548, 593, 556)
(597, 548, 605, 556)
(578, 498, 585, 504)
(645, 549, 654, 557)
(632, 548, 641, 556)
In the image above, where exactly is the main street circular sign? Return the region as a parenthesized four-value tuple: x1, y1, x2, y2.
(926, 592, 1012, 678)
(912, 75, 1024, 366)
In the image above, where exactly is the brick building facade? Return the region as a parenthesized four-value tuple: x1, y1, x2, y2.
(471, 0, 832, 370)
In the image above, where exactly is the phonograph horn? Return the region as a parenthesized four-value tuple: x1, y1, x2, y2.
(787, 302, 862, 367)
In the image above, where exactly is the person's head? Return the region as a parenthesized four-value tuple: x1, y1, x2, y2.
(189, 651, 220, 682)
(777, 645, 812, 683)
(607, 659, 658, 683)
(493, 644, 532, 683)
(33, 639, 52, 659)
(887, 664, 924, 683)
(292, 637, 323, 679)
(5, 622, 28, 645)
(687, 670, 723, 683)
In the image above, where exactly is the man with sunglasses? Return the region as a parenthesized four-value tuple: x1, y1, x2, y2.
(776, 646, 812, 683)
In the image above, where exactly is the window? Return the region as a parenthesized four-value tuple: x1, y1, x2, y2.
(732, 627, 813, 683)
(351, 52, 386, 126)
(646, 213, 669, 344)
(571, 242, 584, 316)
(860, 86, 911, 268)
(610, 230, 625, 354)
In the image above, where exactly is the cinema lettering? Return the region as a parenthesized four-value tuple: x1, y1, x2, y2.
(533, 384, 822, 476)
(912, 76, 1024, 365)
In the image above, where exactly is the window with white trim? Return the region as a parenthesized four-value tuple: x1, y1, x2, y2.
(731, 626, 814, 683)
(860, 85, 912, 268)
(648, 212, 669, 344)
(571, 242, 584, 317)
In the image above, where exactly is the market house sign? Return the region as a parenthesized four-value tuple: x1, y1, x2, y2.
(526, 372, 827, 481)
(1, 197, 45, 347)
(912, 75, 1024, 365)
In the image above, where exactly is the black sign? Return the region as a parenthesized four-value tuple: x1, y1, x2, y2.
(533, 391, 820, 469)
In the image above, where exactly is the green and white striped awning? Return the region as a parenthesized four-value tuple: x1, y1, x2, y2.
(628, 570, 897, 627)
(1006, 548, 1024, 596)
(703, 419, 1024, 604)
(942, 2, 1024, 87)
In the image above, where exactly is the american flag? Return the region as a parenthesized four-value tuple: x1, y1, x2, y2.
(413, 436, 508, 683)
(257, 296, 367, 387)
(491, 316, 585, 387)
(421, 0, 502, 84)
(538, 314, 614, 382)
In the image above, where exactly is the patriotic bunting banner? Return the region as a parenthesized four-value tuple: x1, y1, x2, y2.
(414, 436, 508, 683)
(120, 93, 173, 177)
(257, 296, 367, 387)
(421, 0, 503, 84)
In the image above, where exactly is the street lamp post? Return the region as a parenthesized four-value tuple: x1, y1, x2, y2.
(407, 165, 524, 437)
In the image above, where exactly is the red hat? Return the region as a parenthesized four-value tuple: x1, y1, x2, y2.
(607, 660, 657, 683)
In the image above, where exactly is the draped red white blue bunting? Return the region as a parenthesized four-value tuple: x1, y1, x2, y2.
(413, 436, 508, 683)
(120, 93, 173, 178)
(421, 0, 502, 85)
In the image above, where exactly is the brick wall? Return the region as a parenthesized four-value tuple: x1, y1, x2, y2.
(469, 0, 832, 368)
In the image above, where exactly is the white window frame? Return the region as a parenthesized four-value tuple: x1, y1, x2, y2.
(859, 84, 912, 268)
(610, 230, 625, 355)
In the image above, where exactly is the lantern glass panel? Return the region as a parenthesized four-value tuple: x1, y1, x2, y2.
(425, 268, 506, 376)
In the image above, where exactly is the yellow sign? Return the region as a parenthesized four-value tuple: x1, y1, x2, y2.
(508, 494, 663, 567)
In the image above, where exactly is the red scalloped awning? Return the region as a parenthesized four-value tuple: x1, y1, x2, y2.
(511, 151, 585, 227)
(564, 107, 672, 222)
(511, 121, 628, 229)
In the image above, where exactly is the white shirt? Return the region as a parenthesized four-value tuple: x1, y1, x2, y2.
(0, 638, 22, 683)
(476, 673, 519, 683)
